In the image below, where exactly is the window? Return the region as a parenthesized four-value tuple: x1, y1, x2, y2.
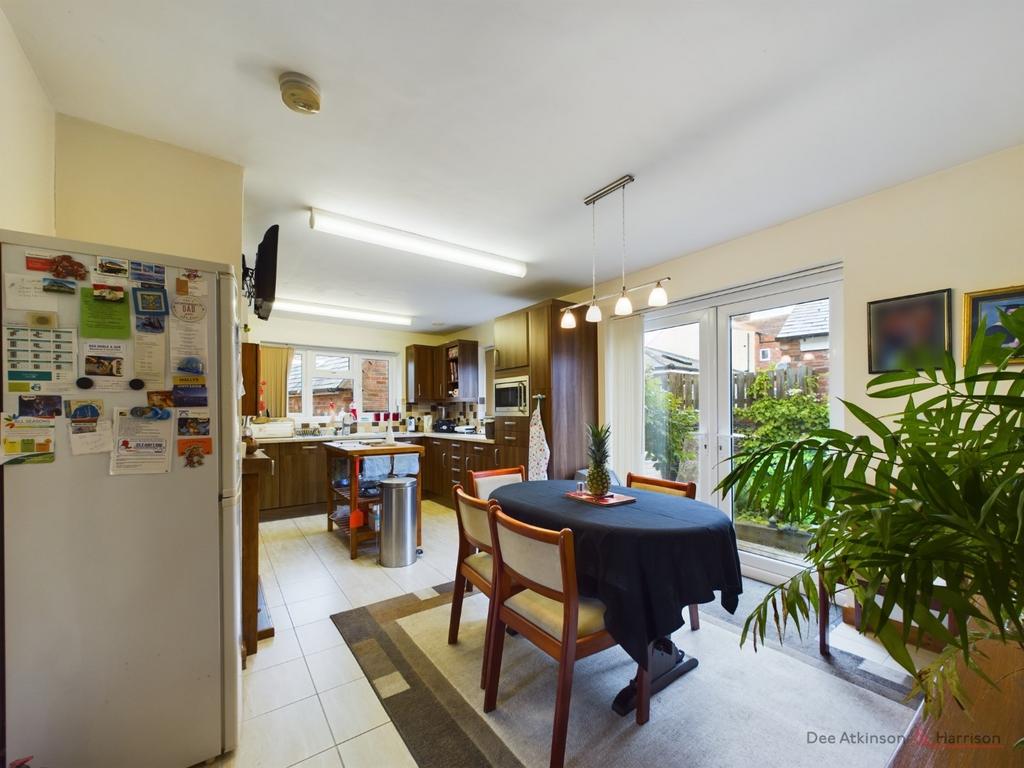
(758, 348, 771, 362)
(285, 347, 397, 419)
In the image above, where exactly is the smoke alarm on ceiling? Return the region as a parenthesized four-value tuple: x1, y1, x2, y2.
(279, 72, 321, 114)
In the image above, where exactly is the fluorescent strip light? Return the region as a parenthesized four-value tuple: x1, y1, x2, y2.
(274, 299, 412, 326)
(309, 208, 528, 278)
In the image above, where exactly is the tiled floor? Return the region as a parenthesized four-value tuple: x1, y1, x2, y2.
(218, 500, 460, 767)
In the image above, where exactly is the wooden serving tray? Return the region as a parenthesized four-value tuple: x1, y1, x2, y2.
(564, 491, 636, 507)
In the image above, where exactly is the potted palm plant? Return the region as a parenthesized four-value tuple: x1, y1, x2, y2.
(718, 310, 1024, 731)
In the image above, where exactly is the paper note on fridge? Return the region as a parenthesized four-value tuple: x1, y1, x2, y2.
(4, 326, 78, 393)
(5, 273, 59, 312)
(70, 420, 114, 456)
(82, 340, 131, 390)
(110, 408, 172, 475)
(1, 414, 55, 464)
(80, 288, 131, 338)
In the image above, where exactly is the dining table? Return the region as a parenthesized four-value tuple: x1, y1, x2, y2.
(489, 479, 743, 720)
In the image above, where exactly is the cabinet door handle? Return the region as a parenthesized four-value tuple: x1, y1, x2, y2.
(301, 445, 319, 450)
(504, 436, 516, 442)
(473, 446, 483, 452)
(503, 421, 516, 427)
(493, 448, 500, 464)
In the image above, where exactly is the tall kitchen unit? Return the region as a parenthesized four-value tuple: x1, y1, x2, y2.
(0, 230, 241, 767)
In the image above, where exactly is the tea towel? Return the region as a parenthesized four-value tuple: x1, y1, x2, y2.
(527, 402, 550, 481)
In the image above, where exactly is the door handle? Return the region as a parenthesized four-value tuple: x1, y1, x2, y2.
(301, 445, 319, 450)
(493, 448, 500, 464)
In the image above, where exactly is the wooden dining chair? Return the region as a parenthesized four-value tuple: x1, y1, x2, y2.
(626, 473, 701, 631)
(449, 485, 499, 688)
(468, 465, 525, 500)
(483, 503, 621, 768)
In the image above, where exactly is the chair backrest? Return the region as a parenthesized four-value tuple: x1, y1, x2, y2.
(469, 465, 525, 500)
(488, 503, 575, 603)
(453, 485, 493, 552)
(626, 472, 696, 499)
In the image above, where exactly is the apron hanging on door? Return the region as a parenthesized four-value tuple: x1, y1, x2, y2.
(527, 401, 550, 481)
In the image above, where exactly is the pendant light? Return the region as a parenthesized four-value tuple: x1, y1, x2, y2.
(585, 202, 602, 322)
(648, 280, 668, 307)
(560, 307, 577, 328)
(613, 185, 633, 316)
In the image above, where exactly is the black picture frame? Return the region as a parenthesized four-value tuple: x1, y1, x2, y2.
(867, 288, 952, 374)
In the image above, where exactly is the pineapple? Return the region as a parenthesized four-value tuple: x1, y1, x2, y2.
(586, 423, 612, 496)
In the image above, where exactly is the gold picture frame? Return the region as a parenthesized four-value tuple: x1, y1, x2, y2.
(962, 284, 1024, 363)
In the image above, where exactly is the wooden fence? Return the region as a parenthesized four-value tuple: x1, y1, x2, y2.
(662, 366, 815, 409)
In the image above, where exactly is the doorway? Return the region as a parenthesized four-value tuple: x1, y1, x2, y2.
(642, 269, 842, 580)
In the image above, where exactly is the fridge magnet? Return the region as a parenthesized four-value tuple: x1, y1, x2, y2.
(178, 436, 213, 468)
(96, 258, 128, 277)
(42, 277, 77, 295)
(0, 414, 55, 464)
(131, 286, 169, 316)
(129, 261, 165, 285)
(176, 355, 205, 375)
(177, 408, 210, 436)
(129, 406, 172, 420)
(147, 390, 175, 408)
(172, 375, 208, 407)
(27, 311, 58, 329)
(79, 288, 131, 339)
(47, 254, 89, 281)
(176, 269, 208, 297)
(4, 273, 59, 311)
(963, 284, 1024, 363)
(91, 270, 127, 302)
(110, 407, 172, 475)
(136, 315, 165, 334)
(17, 395, 62, 418)
(867, 289, 952, 373)
(25, 252, 56, 272)
(171, 295, 206, 322)
(67, 398, 103, 420)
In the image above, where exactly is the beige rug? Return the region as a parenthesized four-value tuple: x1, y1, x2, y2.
(396, 592, 915, 768)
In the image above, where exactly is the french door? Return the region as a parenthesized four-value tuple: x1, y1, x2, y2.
(642, 270, 842, 580)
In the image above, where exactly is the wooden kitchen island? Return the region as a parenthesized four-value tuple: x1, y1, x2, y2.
(323, 440, 425, 559)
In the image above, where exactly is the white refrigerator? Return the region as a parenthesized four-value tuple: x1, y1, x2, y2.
(0, 230, 241, 767)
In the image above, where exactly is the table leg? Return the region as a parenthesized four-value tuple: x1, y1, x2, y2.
(611, 637, 698, 719)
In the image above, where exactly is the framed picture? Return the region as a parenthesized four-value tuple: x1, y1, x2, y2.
(963, 285, 1024, 363)
(867, 289, 952, 373)
(131, 286, 169, 316)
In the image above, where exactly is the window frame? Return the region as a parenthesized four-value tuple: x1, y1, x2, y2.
(285, 346, 399, 420)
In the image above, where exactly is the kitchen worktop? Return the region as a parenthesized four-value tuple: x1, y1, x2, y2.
(256, 431, 496, 445)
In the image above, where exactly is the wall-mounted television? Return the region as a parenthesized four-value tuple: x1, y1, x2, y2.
(242, 224, 278, 320)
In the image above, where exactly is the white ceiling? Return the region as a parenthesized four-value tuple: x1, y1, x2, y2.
(6, 1, 1024, 331)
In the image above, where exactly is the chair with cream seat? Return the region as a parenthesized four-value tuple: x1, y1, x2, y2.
(483, 503, 619, 768)
(448, 485, 500, 688)
(468, 464, 525, 500)
(626, 472, 701, 630)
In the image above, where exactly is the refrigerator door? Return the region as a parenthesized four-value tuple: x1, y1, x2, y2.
(1, 234, 236, 767)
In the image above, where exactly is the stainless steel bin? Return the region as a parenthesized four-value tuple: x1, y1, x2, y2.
(379, 476, 417, 567)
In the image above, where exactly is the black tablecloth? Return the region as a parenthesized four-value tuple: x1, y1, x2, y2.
(490, 480, 743, 667)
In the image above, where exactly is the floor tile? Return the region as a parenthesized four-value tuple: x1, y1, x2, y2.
(305, 643, 364, 692)
(337, 722, 417, 768)
(319, 677, 390, 745)
(287, 592, 354, 627)
(279, 575, 342, 604)
(234, 695, 334, 768)
(244, 628, 303, 674)
(243, 657, 315, 719)
(261, 571, 285, 609)
(293, 747, 343, 767)
(381, 559, 449, 592)
(294, 618, 345, 655)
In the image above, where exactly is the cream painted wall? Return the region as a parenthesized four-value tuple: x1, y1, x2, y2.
(54, 115, 243, 268)
(571, 143, 1024, 422)
(0, 7, 54, 235)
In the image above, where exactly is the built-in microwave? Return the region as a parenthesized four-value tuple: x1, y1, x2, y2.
(494, 375, 529, 416)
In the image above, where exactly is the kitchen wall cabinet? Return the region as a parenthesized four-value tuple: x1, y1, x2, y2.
(406, 344, 436, 404)
(493, 311, 529, 371)
(406, 340, 479, 404)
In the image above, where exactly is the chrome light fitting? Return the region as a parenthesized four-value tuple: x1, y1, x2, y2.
(560, 174, 670, 329)
(309, 208, 527, 278)
(274, 298, 412, 326)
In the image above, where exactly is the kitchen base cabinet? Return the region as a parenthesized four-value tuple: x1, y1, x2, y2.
(258, 440, 326, 513)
